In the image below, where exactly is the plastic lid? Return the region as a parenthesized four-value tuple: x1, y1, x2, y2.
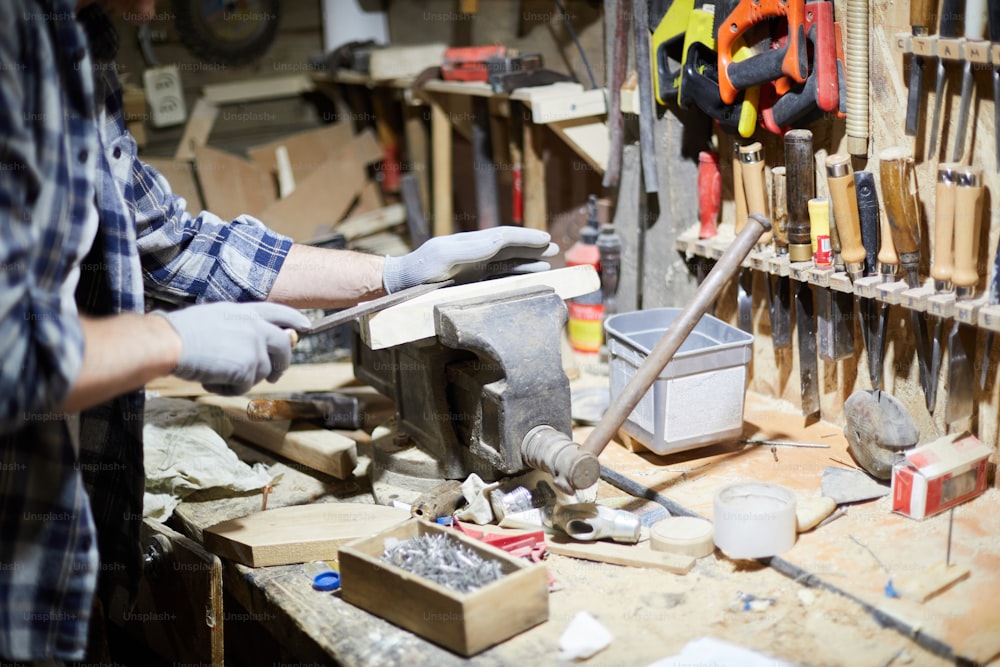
(312, 571, 341, 591)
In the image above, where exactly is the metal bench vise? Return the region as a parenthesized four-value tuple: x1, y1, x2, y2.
(353, 286, 598, 502)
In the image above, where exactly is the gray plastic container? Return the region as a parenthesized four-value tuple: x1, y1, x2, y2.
(604, 308, 753, 455)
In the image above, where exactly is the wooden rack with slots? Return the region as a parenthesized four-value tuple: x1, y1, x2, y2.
(675, 231, 1000, 333)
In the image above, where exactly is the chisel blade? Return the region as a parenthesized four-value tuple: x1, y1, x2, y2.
(951, 61, 976, 162)
(872, 301, 890, 391)
(769, 274, 792, 348)
(796, 279, 820, 416)
(737, 268, 753, 333)
(905, 54, 925, 137)
(926, 317, 944, 413)
(995, 72, 1000, 172)
(831, 290, 856, 360)
(929, 0, 963, 155)
(946, 321, 976, 424)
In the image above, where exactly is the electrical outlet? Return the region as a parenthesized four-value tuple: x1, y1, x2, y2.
(142, 65, 186, 128)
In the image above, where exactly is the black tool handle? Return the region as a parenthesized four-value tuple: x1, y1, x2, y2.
(855, 171, 880, 277)
(785, 130, 815, 262)
(939, 0, 963, 38)
(727, 47, 789, 91)
(771, 73, 819, 128)
(680, 59, 742, 133)
(991, 0, 1000, 41)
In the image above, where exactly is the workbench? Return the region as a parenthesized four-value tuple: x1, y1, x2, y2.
(143, 363, 998, 666)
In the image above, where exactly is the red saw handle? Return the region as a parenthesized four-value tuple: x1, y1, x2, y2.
(718, 0, 809, 104)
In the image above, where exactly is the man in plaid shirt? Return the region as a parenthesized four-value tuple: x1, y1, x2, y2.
(0, 0, 557, 660)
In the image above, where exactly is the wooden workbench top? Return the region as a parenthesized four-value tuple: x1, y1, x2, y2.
(166, 388, 993, 666)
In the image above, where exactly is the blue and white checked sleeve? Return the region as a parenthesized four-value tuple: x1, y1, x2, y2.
(0, 6, 88, 433)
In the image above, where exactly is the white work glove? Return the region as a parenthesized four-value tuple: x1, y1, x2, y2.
(158, 302, 310, 396)
(382, 227, 558, 293)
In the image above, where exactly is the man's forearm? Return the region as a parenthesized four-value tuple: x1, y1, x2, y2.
(266, 244, 386, 308)
(58, 314, 181, 413)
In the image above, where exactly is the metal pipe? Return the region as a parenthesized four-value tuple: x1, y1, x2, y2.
(581, 213, 771, 458)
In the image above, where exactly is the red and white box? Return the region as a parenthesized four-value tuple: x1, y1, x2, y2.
(891, 433, 992, 520)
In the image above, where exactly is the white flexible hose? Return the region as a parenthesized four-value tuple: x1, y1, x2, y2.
(846, 0, 869, 156)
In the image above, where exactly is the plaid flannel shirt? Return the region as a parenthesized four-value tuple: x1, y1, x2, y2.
(0, 1, 293, 659)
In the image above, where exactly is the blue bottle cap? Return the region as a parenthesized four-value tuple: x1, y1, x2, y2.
(312, 571, 341, 591)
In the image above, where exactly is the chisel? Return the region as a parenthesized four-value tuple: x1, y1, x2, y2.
(855, 171, 884, 388)
(928, 0, 963, 157)
(740, 142, 772, 336)
(825, 155, 866, 361)
(978, 224, 1000, 391)
(770, 166, 792, 348)
(991, 2, 1000, 170)
(952, 0, 988, 162)
(905, 0, 938, 136)
(873, 170, 900, 392)
(879, 147, 933, 402)
(734, 140, 753, 334)
(786, 129, 819, 416)
(810, 197, 850, 361)
(946, 166, 984, 425)
(927, 164, 959, 413)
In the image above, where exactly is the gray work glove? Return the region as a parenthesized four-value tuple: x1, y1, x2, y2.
(158, 302, 310, 396)
(382, 227, 558, 294)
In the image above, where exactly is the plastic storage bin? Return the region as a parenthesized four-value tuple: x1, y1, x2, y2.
(604, 308, 753, 455)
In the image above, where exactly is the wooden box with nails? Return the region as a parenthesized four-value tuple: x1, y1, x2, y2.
(338, 518, 549, 656)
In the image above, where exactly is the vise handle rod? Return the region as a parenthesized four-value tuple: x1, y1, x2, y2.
(579, 214, 771, 460)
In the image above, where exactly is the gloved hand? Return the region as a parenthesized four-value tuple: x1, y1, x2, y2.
(382, 227, 558, 293)
(157, 302, 310, 396)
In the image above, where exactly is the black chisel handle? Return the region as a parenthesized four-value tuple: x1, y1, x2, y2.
(991, 0, 1000, 41)
(939, 0, 963, 38)
(785, 129, 815, 262)
(855, 171, 881, 278)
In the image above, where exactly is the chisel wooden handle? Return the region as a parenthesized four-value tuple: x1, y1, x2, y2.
(910, 0, 936, 33)
(785, 130, 815, 262)
(855, 171, 881, 277)
(878, 147, 921, 284)
(825, 154, 866, 280)
(953, 167, 984, 299)
(739, 142, 771, 247)
(733, 141, 748, 234)
(931, 164, 959, 291)
(771, 166, 789, 254)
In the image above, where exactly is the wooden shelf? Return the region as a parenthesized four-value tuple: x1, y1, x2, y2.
(676, 229, 1000, 334)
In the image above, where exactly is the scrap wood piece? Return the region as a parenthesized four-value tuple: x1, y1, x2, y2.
(196, 395, 358, 481)
(174, 97, 219, 161)
(326, 204, 406, 242)
(248, 122, 354, 177)
(892, 561, 971, 603)
(148, 362, 357, 398)
(203, 502, 409, 567)
(193, 144, 277, 221)
(201, 74, 315, 106)
(546, 535, 694, 574)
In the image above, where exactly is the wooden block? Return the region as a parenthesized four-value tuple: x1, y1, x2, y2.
(174, 98, 219, 161)
(546, 535, 695, 574)
(795, 496, 837, 532)
(203, 503, 410, 567)
(117, 520, 222, 664)
(936, 38, 963, 60)
(619, 70, 639, 114)
(650, 517, 715, 558)
(912, 36, 935, 57)
(368, 43, 447, 81)
(329, 204, 406, 242)
(193, 144, 276, 221)
(144, 158, 204, 212)
(201, 74, 314, 105)
(528, 89, 607, 124)
(339, 519, 549, 656)
(927, 293, 956, 319)
(146, 362, 357, 398)
(196, 395, 358, 480)
(361, 265, 601, 350)
(547, 118, 609, 174)
(893, 561, 970, 602)
(258, 152, 366, 240)
(966, 40, 991, 64)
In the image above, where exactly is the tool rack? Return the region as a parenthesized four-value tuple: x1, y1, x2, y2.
(677, 231, 1000, 333)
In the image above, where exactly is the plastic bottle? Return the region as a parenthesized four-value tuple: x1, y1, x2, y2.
(565, 195, 603, 353)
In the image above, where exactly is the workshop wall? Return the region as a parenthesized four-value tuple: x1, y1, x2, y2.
(694, 0, 1000, 457)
